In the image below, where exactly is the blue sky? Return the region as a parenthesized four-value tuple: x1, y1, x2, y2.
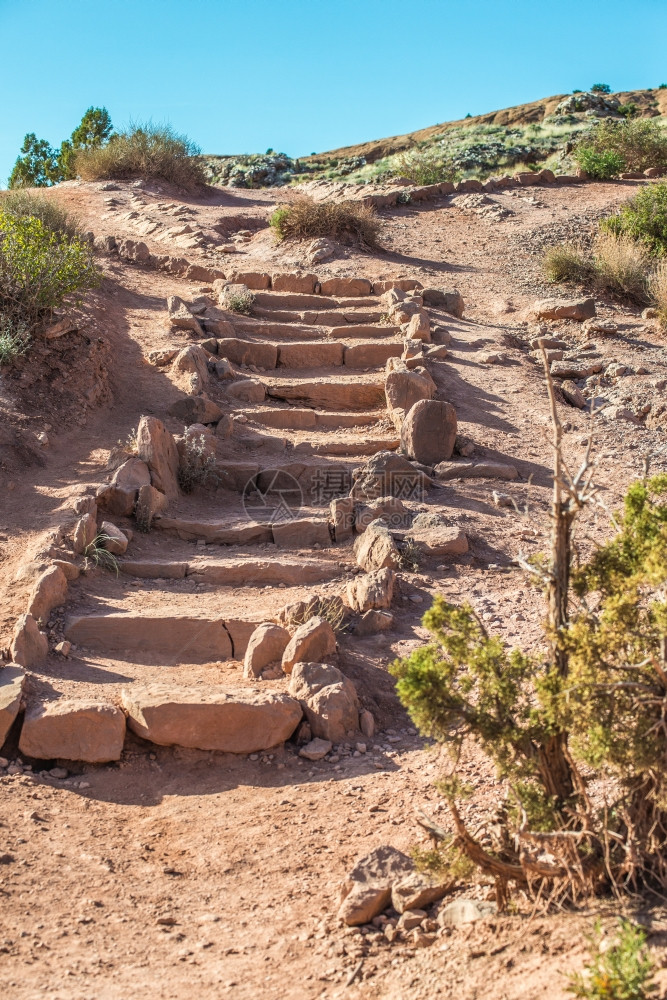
(1, 0, 667, 187)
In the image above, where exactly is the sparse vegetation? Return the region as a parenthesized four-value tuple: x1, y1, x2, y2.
(287, 595, 347, 634)
(574, 118, 667, 177)
(0, 190, 81, 239)
(395, 146, 456, 185)
(591, 83, 612, 94)
(573, 148, 625, 180)
(75, 123, 206, 190)
(649, 259, 667, 326)
(593, 231, 650, 302)
(269, 197, 381, 248)
(177, 432, 217, 493)
(567, 920, 656, 1000)
(543, 243, 592, 284)
(0, 316, 30, 364)
(8, 107, 112, 188)
(222, 287, 255, 315)
(601, 182, 667, 255)
(83, 534, 120, 575)
(398, 538, 422, 571)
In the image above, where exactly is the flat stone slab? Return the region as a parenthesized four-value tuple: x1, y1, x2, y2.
(154, 519, 273, 545)
(19, 699, 125, 763)
(121, 686, 302, 753)
(435, 461, 518, 481)
(188, 558, 342, 586)
(0, 665, 25, 747)
(65, 614, 234, 663)
(267, 377, 385, 411)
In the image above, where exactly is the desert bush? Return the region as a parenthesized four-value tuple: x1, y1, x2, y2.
(567, 920, 656, 1000)
(391, 371, 667, 904)
(649, 259, 667, 326)
(75, 123, 206, 190)
(395, 146, 456, 185)
(591, 83, 612, 94)
(601, 182, 667, 255)
(543, 244, 592, 283)
(0, 315, 30, 364)
(84, 534, 120, 575)
(574, 119, 667, 176)
(222, 287, 254, 315)
(8, 107, 112, 188)
(0, 190, 80, 239)
(177, 432, 217, 493)
(269, 197, 381, 248)
(593, 231, 650, 302)
(286, 595, 347, 633)
(574, 148, 625, 180)
(0, 210, 100, 338)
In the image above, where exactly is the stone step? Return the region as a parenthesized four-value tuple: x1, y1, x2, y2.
(252, 308, 383, 326)
(294, 437, 399, 457)
(227, 319, 330, 341)
(119, 555, 343, 585)
(266, 375, 385, 411)
(153, 516, 334, 548)
(330, 324, 400, 339)
(251, 408, 380, 430)
(252, 292, 379, 310)
(217, 339, 403, 370)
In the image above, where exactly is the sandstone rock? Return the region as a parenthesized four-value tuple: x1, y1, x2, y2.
(354, 610, 393, 635)
(360, 709, 375, 739)
(533, 297, 596, 321)
(72, 511, 97, 554)
(121, 686, 301, 752)
(347, 567, 394, 612)
(51, 559, 80, 581)
(351, 451, 430, 502)
(561, 380, 587, 409)
(227, 271, 271, 290)
(385, 363, 436, 431)
(421, 288, 464, 317)
(282, 617, 337, 674)
(136, 416, 180, 497)
(27, 566, 68, 622)
(19, 699, 126, 763)
(406, 520, 468, 557)
(288, 661, 359, 742)
(173, 344, 210, 383)
(339, 845, 414, 925)
(438, 899, 490, 928)
(11, 614, 48, 668)
(0, 666, 24, 747)
(135, 484, 168, 530)
(298, 737, 332, 760)
(354, 521, 400, 571)
(167, 295, 203, 334)
(392, 871, 452, 914)
(331, 496, 355, 542)
(271, 272, 317, 293)
(226, 378, 266, 403)
(582, 317, 618, 336)
(96, 485, 136, 517)
(355, 496, 408, 532)
(185, 264, 224, 283)
(99, 521, 129, 556)
(400, 399, 457, 465)
(112, 457, 151, 490)
(243, 623, 290, 679)
(272, 517, 331, 549)
(168, 395, 223, 424)
(435, 461, 518, 481)
(339, 885, 390, 926)
(308, 238, 335, 264)
(320, 277, 371, 297)
(406, 310, 431, 342)
(217, 338, 277, 370)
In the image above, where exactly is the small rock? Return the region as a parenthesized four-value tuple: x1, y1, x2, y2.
(299, 738, 333, 761)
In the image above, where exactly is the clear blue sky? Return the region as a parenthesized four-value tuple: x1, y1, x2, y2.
(1, 0, 666, 187)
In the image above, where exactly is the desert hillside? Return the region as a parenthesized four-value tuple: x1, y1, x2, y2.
(3, 106, 667, 1000)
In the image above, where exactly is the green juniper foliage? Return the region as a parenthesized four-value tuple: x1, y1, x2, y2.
(567, 919, 657, 1000)
(8, 107, 113, 188)
(601, 182, 667, 256)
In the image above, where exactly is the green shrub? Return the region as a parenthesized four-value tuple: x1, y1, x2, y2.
(8, 108, 112, 188)
(0, 210, 100, 333)
(591, 83, 612, 94)
(543, 244, 592, 283)
(75, 123, 206, 189)
(222, 287, 254, 315)
(0, 190, 80, 239)
(0, 316, 30, 364)
(574, 118, 667, 176)
(618, 103, 639, 119)
(601, 182, 667, 254)
(395, 146, 456, 185)
(269, 197, 381, 248)
(568, 920, 656, 1000)
(573, 147, 624, 180)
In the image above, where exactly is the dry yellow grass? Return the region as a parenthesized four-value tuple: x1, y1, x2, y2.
(270, 197, 381, 248)
(650, 259, 667, 327)
(593, 231, 650, 303)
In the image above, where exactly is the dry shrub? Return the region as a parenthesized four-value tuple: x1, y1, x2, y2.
(395, 146, 455, 185)
(0, 190, 80, 239)
(593, 231, 650, 303)
(543, 244, 592, 284)
(649, 259, 667, 327)
(75, 123, 206, 190)
(270, 197, 381, 248)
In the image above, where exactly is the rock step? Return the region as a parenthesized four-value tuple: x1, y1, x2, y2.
(154, 516, 336, 548)
(252, 292, 380, 310)
(293, 437, 398, 457)
(230, 319, 401, 341)
(252, 308, 383, 326)
(329, 324, 401, 339)
(251, 408, 380, 430)
(265, 375, 385, 411)
(211, 456, 361, 495)
(217, 338, 403, 369)
(119, 555, 343, 583)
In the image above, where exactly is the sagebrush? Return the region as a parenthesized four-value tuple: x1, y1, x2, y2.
(270, 198, 381, 248)
(574, 118, 667, 177)
(75, 123, 206, 189)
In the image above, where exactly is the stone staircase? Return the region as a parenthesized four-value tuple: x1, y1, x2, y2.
(3, 271, 460, 765)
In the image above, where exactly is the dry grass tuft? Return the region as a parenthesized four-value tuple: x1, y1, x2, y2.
(75, 123, 206, 190)
(0, 190, 81, 239)
(543, 244, 592, 284)
(649, 260, 667, 328)
(593, 231, 650, 303)
(270, 197, 382, 248)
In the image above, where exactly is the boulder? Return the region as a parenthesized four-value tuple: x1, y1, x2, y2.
(347, 567, 395, 612)
(355, 496, 408, 532)
(354, 610, 393, 635)
(405, 310, 431, 342)
(435, 461, 518, 481)
(72, 511, 97, 554)
(406, 513, 468, 557)
(385, 363, 436, 430)
(135, 483, 168, 530)
(19, 699, 126, 763)
(561, 380, 587, 409)
(299, 737, 332, 760)
(99, 521, 129, 556)
(51, 559, 80, 582)
(353, 520, 400, 571)
(226, 271, 271, 290)
(351, 451, 430, 502)
(533, 297, 596, 321)
(10, 614, 48, 668)
(121, 686, 302, 752)
(226, 379, 266, 403)
(27, 566, 68, 622)
(136, 416, 180, 497)
(400, 399, 457, 465)
(112, 457, 151, 490)
(167, 295, 203, 334)
(282, 617, 337, 674)
(319, 277, 372, 297)
(96, 484, 136, 517)
(173, 344, 210, 382)
(308, 238, 335, 264)
(421, 288, 464, 317)
(217, 338, 278, 370)
(168, 395, 223, 424)
(243, 623, 290, 679)
(331, 496, 356, 542)
(339, 845, 414, 926)
(288, 661, 359, 742)
(0, 665, 25, 747)
(392, 871, 452, 914)
(438, 899, 491, 928)
(271, 272, 317, 293)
